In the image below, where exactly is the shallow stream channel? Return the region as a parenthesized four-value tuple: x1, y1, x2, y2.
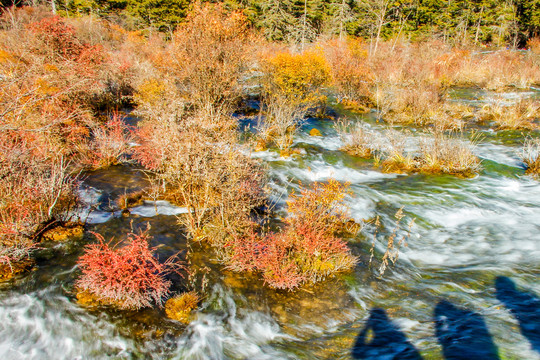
(0, 89, 539, 359)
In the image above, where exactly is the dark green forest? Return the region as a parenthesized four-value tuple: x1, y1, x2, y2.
(4, 0, 540, 46)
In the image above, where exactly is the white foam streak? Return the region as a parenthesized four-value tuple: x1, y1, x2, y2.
(174, 286, 291, 360)
(0, 288, 133, 360)
(130, 201, 189, 217)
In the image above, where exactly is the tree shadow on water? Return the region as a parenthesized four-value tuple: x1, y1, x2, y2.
(352, 308, 423, 360)
(434, 300, 499, 360)
(495, 276, 540, 353)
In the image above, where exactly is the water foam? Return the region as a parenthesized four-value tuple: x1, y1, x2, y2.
(173, 285, 292, 360)
(0, 288, 133, 360)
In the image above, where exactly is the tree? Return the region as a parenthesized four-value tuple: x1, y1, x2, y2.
(126, 0, 190, 31)
(356, 0, 393, 55)
(257, 0, 298, 41)
(323, 0, 355, 39)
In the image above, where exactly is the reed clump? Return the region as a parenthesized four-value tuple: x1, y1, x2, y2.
(479, 98, 540, 130)
(522, 137, 540, 175)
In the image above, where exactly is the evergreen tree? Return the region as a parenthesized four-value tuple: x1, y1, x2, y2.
(324, 0, 355, 39)
(126, 0, 190, 31)
(257, 0, 299, 41)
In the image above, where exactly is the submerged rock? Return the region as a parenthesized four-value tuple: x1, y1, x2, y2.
(309, 128, 322, 136)
(76, 289, 123, 308)
(41, 223, 84, 242)
(0, 258, 34, 282)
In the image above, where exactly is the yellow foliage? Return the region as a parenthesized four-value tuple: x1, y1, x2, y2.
(0, 259, 34, 281)
(165, 291, 200, 323)
(35, 78, 60, 96)
(263, 49, 331, 106)
(135, 78, 170, 106)
(347, 38, 368, 59)
(44, 63, 59, 73)
(0, 49, 13, 63)
(286, 179, 354, 235)
(126, 31, 146, 46)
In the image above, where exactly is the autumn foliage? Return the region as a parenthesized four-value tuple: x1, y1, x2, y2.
(257, 49, 331, 150)
(76, 229, 178, 310)
(227, 180, 358, 290)
(130, 3, 267, 243)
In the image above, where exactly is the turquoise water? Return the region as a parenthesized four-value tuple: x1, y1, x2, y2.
(0, 91, 539, 359)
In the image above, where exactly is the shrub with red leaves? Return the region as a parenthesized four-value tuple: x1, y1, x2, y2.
(27, 16, 83, 60)
(79, 111, 134, 170)
(226, 180, 358, 290)
(27, 15, 104, 65)
(76, 229, 178, 310)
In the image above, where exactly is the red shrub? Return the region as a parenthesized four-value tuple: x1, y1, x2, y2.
(79, 111, 134, 169)
(28, 16, 84, 60)
(226, 180, 357, 290)
(255, 233, 305, 290)
(76, 229, 179, 310)
(0, 129, 77, 270)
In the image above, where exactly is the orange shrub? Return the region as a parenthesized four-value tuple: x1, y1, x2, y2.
(165, 3, 256, 114)
(262, 49, 331, 106)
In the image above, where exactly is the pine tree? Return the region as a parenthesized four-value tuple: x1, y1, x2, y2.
(324, 0, 355, 39)
(258, 0, 299, 41)
(126, 0, 190, 31)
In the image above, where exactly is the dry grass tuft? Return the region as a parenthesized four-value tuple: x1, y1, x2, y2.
(480, 98, 539, 130)
(522, 137, 540, 175)
(335, 120, 374, 158)
(369, 208, 415, 276)
(337, 126, 481, 177)
(417, 132, 481, 176)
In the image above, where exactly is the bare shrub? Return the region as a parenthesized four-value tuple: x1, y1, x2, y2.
(164, 3, 256, 114)
(132, 112, 266, 242)
(323, 38, 372, 107)
(0, 132, 78, 270)
(256, 94, 307, 150)
(78, 112, 135, 170)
